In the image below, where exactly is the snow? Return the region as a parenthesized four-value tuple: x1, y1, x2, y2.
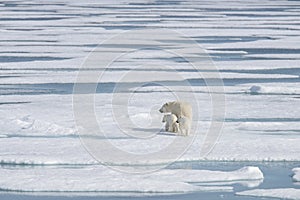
(237, 188, 300, 200)
(0, 115, 76, 137)
(0, 166, 262, 194)
(0, 138, 96, 165)
(293, 168, 300, 182)
(0, 91, 299, 164)
(0, 0, 299, 196)
(248, 85, 300, 95)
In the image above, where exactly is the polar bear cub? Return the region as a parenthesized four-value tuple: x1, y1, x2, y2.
(162, 114, 178, 133)
(159, 101, 192, 121)
(177, 116, 191, 136)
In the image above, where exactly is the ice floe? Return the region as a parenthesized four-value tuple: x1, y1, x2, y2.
(0, 166, 262, 194)
(237, 188, 300, 200)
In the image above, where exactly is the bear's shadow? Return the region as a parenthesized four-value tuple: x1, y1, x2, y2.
(132, 128, 177, 137)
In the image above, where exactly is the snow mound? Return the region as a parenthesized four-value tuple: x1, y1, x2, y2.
(0, 116, 76, 137)
(235, 166, 264, 179)
(293, 168, 300, 182)
(248, 85, 300, 95)
(0, 166, 263, 194)
(237, 188, 300, 200)
(149, 166, 263, 183)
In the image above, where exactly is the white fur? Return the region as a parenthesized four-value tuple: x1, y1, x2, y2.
(162, 114, 178, 133)
(159, 101, 192, 121)
(177, 116, 191, 136)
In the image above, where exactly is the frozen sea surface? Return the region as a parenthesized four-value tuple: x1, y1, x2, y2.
(0, 0, 300, 199)
(0, 162, 299, 200)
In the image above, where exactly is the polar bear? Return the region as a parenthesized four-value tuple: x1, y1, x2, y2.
(177, 116, 191, 136)
(162, 114, 178, 133)
(159, 101, 192, 120)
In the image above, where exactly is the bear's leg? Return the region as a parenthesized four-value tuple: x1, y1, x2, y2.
(186, 127, 190, 136)
(168, 125, 173, 132)
(172, 123, 179, 133)
(178, 126, 183, 136)
(165, 123, 169, 131)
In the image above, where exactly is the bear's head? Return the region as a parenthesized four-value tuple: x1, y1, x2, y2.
(159, 102, 170, 113)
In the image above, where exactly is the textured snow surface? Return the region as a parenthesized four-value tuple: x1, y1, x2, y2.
(0, 0, 300, 196)
(0, 166, 262, 193)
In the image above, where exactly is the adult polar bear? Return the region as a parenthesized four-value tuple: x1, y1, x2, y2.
(159, 101, 192, 121)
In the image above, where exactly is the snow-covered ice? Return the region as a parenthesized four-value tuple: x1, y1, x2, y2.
(0, 93, 299, 165)
(0, 166, 262, 193)
(293, 168, 300, 182)
(0, 0, 300, 197)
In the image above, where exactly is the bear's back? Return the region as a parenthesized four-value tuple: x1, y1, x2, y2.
(170, 101, 192, 120)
